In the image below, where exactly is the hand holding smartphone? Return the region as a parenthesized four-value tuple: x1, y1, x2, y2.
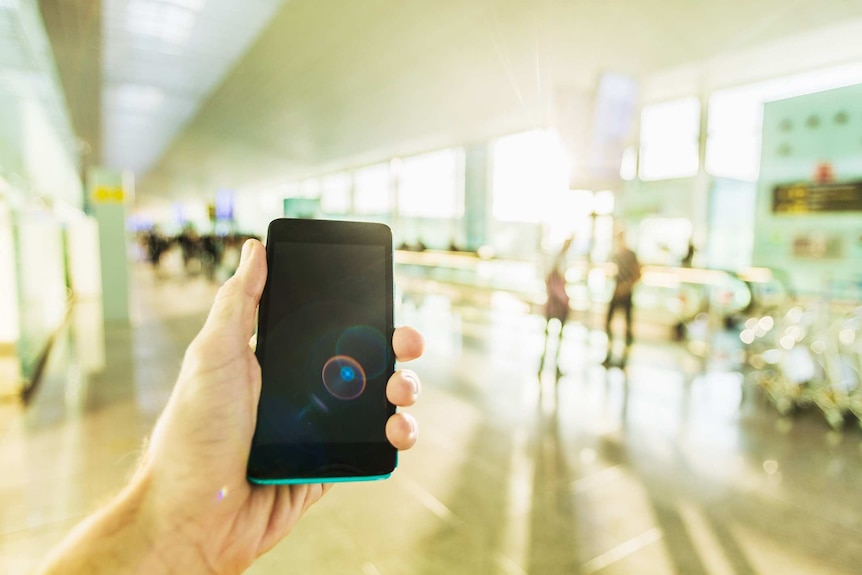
(247, 218, 396, 484)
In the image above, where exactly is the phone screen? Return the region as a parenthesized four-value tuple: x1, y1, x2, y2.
(248, 219, 395, 482)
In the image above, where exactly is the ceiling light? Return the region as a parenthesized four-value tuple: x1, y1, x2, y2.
(110, 83, 165, 112)
(126, 0, 196, 44)
(165, 0, 206, 10)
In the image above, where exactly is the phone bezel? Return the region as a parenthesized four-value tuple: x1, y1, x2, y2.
(247, 218, 396, 484)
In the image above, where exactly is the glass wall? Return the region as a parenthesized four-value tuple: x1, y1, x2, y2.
(491, 130, 569, 223)
(353, 163, 392, 215)
(638, 97, 700, 181)
(397, 149, 463, 219)
(320, 172, 351, 214)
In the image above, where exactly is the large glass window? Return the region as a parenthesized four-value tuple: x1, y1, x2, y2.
(619, 146, 637, 181)
(639, 97, 700, 181)
(397, 149, 463, 218)
(297, 179, 320, 198)
(278, 182, 300, 199)
(543, 189, 615, 260)
(544, 188, 592, 249)
(258, 188, 285, 222)
(353, 163, 392, 214)
(320, 172, 351, 214)
(491, 130, 569, 222)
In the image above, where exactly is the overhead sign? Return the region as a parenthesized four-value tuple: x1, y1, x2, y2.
(91, 186, 125, 204)
(772, 180, 862, 214)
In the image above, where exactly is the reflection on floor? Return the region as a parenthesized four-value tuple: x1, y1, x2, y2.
(1, 265, 861, 574)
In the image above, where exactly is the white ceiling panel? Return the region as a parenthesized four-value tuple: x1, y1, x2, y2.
(101, 0, 285, 174)
(0, 0, 78, 171)
(136, 0, 862, 200)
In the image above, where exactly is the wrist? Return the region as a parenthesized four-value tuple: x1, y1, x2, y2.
(125, 470, 219, 575)
(38, 471, 215, 575)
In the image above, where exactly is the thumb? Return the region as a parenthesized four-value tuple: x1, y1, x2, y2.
(203, 239, 267, 340)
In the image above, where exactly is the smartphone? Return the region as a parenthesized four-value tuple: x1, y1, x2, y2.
(247, 218, 396, 484)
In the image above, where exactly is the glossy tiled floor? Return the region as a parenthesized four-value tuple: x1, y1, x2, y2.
(2, 265, 862, 574)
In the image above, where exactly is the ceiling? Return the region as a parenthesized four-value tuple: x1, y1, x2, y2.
(1, 0, 78, 173)
(36, 0, 862, 202)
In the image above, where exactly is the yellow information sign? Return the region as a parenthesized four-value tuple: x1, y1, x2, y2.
(92, 186, 125, 204)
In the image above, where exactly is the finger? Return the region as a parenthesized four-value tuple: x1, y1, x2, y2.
(393, 326, 424, 362)
(385, 412, 418, 451)
(204, 239, 267, 339)
(386, 370, 420, 407)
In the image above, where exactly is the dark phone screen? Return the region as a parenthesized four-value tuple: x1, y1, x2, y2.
(254, 239, 392, 451)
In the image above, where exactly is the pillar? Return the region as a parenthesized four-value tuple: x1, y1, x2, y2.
(464, 141, 491, 251)
(88, 167, 132, 323)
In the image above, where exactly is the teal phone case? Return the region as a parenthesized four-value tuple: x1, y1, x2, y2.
(248, 453, 397, 485)
(248, 471, 392, 485)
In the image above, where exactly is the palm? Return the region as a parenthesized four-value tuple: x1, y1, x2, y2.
(146, 330, 315, 569)
(140, 240, 422, 574)
(37, 240, 422, 575)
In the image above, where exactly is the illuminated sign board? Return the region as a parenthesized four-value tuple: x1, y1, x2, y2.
(772, 181, 862, 214)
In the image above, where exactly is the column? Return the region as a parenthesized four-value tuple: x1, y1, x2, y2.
(464, 141, 490, 251)
(691, 93, 711, 249)
(88, 167, 132, 323)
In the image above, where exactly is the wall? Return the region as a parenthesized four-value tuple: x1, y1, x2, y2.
(0, 197, 20, 348)
(642, 19, 862, 104)
(754, 83, 862, 298)
(0, 97, 25, 180)
(0, 0, 90, 393)
(23, 99, 83, 207)
(621, 177, 697, 221)
(708, 178, 757, 270)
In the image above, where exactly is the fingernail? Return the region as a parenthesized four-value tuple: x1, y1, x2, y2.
(403, 371, 420, 400)
(239, 240, 253, 267)
(407, 416, 418, 442)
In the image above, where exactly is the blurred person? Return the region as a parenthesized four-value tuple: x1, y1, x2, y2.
(603, 229, 641, 368)
(146, 227, 169, 273)
(216, 234, 243, 284)
(681, 239, 696, 268)
(177, 225, 202, 274)
(201, 233, 222, 281)
(539, 236, 573, 379)
(37, 239, 425, 575)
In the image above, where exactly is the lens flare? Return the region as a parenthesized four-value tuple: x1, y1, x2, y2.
(322, 355, 367, 400)
(311, 393, 329, 412)
(336, 326, 387, 379)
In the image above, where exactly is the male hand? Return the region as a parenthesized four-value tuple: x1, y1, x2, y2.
(40, 239, 423, 575)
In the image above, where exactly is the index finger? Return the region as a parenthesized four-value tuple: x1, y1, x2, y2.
(393, 326, 424, 362)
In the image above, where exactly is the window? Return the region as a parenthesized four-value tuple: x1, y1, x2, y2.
(619, 146, 637, 181)
(639, 98, 700, 181)
(297, 178, 320, 198)
(491, 130, 569, 222)
(397, 149, 463, 218)
(706, 90, 762, 182)
(353, 163, 392, 214)
(320, 172, 351, 214)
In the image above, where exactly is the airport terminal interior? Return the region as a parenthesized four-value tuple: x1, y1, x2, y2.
(2, 1, 862, 573)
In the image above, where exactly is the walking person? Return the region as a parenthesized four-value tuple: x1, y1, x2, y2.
(603, 228, 641, 368)
(539, 236, 574, 379)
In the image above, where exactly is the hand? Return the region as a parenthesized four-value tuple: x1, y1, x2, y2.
(39, 239, 424, 575)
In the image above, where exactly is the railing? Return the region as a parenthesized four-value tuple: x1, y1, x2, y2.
(395, 249, 790, 341)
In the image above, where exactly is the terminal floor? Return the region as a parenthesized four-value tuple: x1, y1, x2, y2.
(2, 266, 862, 575)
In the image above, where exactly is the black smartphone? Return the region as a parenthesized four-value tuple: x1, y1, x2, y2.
(247, 218, 396, 484)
